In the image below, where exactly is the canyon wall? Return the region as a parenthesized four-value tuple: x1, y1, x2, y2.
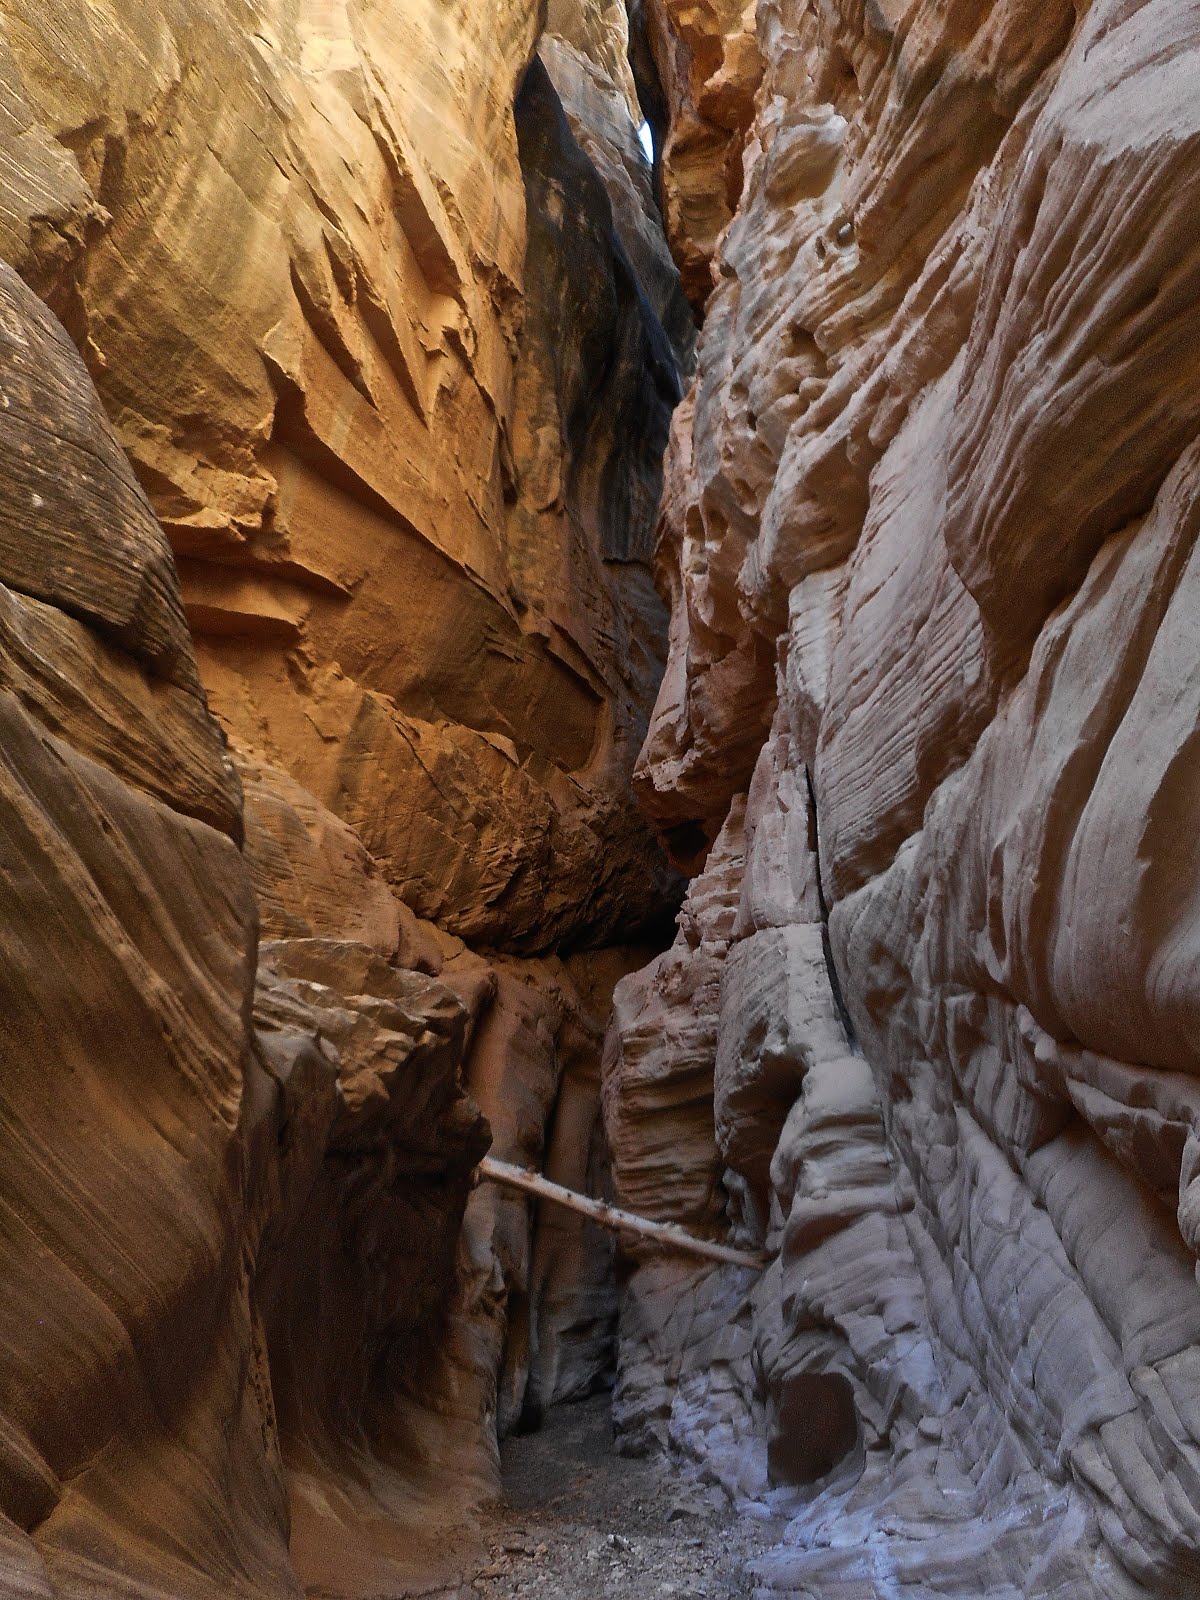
(606, 0, 1200, 1595)
(8, 0, 1200, 1595)
(0, 3, 687, 1596)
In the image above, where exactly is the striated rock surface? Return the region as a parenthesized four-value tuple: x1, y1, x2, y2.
(0, 2, 688, 1598)
(0, 251, 497, 1600)
(0, 256, 291, 1599)
(20, 0, 1200, 1591)
(0, 0, 679, 955)
(608, 0, 1200, 1595)
(603, 799, 766, 1485)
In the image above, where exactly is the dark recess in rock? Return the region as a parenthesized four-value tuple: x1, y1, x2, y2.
(515, 55, 681, 568)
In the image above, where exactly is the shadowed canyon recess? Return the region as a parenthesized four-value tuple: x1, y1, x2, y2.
(2, 2, 1200, 1598)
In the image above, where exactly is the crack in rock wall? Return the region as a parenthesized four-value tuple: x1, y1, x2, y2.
(0, 3, 692, 1597)
(605, 0, 1200, 1595)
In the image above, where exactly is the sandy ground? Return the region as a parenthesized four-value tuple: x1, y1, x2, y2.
(432, 1395, 775, 1600)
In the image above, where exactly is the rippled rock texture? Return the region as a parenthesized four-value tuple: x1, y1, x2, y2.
(607, 1, 1200, 1595)
(0, 2, 686, 1596)
(0, 256, 289, 1599)
(0, 0, 680, 955)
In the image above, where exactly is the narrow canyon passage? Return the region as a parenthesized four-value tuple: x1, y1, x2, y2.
(434, 1394, 773, 1600)
(3, 4, 1200, 1600)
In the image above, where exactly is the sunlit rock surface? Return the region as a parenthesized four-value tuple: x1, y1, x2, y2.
(0, 0, 679, 952)
(608, 0, 1200, 1594)
(0, 267, 491, 1596)
(628, 0, 761, 312)
(11, 0, 1200, 1591)
(0, 2, 686, 1597)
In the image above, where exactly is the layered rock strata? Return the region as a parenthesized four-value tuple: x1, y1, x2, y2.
(0, 257, 499, 1598)
(0, 0, 673, 955)
(607, 0, 1200, 1595)
(0, 2, 688, 1597)
(0, 257, 293, 1600)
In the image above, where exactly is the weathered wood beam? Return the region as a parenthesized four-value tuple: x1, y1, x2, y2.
(477, 1155, 769, 1271)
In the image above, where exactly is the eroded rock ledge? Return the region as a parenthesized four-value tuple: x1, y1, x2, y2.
(0, 3, 689, 1597)
(605, 1, 1200, 1596)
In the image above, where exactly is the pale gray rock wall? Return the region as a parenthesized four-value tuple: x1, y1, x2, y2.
(607, 1, 1200, 1593)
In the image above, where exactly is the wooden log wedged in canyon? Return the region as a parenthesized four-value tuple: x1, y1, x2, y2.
(478, 1156, 769, 1270)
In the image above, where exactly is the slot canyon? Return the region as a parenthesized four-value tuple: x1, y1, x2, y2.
(2, 1, 1200, 1597)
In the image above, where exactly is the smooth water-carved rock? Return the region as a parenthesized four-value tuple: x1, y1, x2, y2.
(0, 252, 507, 1600)
(0, 3, 689, 1597)
(0, 258, 292, 1600)
(0, 0, 680, 956)
(611, 0, 1200, 1594)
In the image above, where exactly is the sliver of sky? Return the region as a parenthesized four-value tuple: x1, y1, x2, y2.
(637, 120, 654, 163)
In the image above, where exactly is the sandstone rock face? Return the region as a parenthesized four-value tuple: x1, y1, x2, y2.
(253, 939, 490, 1594)
(603, 800, 767, 1486)
(608, 0, 1200, 1594)
(0, 257, 290, 1598)
(0, 3, 688, 1598)
(542, 1, 696, 366)
(240, 754, 646, 1593)
(0, 0, 679, 955)
(629, 0, 761, 312)
(0, 251, 495, 1599)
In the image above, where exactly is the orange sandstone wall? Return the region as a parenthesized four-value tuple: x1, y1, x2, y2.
(0, 3, 688, 1596)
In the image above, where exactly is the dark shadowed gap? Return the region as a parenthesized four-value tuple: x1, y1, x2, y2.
(805, 763, 857, 1046)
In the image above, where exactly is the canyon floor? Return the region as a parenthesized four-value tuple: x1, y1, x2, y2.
(433, 1395, 775, 1600)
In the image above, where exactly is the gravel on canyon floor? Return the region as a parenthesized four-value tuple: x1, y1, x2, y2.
(432, 1394, 776, 1600)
